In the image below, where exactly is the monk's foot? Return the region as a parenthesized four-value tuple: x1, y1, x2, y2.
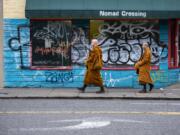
(96, 87, 105, 94)
(96, 90, 105, 94)
(149, 84, 154, 92)
(78, 88, 85, 93)
(138, 89, 147, 93)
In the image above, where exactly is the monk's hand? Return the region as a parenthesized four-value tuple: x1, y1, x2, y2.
(84, 59, 87, 65)
(84, 60, 88, 68)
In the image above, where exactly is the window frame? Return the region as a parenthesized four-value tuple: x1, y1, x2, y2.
(30, 19, 72, 70)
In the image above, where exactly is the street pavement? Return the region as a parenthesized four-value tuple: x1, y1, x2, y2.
(0, 99, 180, 135)
(0, 83, 180, 100)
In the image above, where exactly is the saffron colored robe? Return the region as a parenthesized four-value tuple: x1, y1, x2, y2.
(84, 46, 103, 86)
(135, 46, 153, 84)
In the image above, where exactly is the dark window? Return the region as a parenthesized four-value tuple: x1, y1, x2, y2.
(30, 20, 72, 69)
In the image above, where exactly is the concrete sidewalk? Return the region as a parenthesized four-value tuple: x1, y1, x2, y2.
(0, 83, 180, 100)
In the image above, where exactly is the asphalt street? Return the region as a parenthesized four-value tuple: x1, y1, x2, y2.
(0, 99, 180, 135)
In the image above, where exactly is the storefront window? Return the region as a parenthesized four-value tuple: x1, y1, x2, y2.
(30, 20, 90, 69)
(30, 19, 162, 69)
(90, 20, 160, 68)
(30, 20, 72, 69)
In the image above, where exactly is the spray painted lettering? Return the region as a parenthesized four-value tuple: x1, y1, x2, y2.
(45, 71, 73, 83)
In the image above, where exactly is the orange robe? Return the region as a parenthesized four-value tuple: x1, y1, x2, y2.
(135, 47, 153, 84)
(84, 46, 103, 86)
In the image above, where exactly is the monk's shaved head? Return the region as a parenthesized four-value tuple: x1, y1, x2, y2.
(91, 39, 98, 45)
(142, 42, 149, 48)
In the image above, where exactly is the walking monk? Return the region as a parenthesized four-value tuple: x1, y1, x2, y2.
(135, 42, 154, 93)
(78, 39, 105, 93)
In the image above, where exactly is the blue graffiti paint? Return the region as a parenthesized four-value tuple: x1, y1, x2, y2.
(45, 71, 73, 83)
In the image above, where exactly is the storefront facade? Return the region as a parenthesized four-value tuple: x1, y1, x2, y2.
(3, 0, 180, 88)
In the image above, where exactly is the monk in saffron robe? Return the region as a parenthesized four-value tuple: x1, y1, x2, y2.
(78, 39, 105, 93)
(135, 42, 154, 93)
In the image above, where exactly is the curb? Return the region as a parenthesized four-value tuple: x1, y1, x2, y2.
(0, 96, 180, 100)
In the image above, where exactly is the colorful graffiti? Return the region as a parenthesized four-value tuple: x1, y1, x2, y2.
(8, 20, 168, 69)
(96, 21, 168, 65)
(71, 27, 90, 65)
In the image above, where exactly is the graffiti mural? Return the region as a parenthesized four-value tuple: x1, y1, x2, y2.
(92, 21, 168, 66)
(8, 20, 168, 68)
(5, 19, 177, 88)
(71, 27, 90, 65)
(71, 20, 90, 65)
